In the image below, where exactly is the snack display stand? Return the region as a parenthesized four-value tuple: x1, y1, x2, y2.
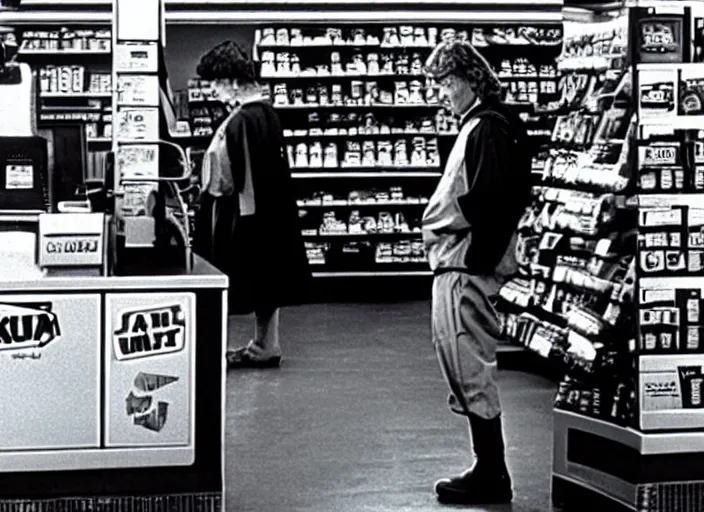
(551, 1, 704, 510)
(0, 0, 227, 509)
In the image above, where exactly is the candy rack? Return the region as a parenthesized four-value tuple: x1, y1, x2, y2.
(552, 3, 704, 511)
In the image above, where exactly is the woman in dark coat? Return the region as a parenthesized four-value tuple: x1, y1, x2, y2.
(194, 41, 311, 369)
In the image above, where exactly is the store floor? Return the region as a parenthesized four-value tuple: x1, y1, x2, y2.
(226, 301, 561, 512)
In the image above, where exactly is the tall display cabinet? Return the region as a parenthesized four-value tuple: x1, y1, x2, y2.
(552, 1, 704, 511)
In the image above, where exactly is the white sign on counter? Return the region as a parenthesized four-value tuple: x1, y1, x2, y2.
(38, 213, 105, 268)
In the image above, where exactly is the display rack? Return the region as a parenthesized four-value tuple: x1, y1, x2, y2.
(496, 9, 637, 377)
(12, 25, 113, 179)
(551, 2, 704, 511)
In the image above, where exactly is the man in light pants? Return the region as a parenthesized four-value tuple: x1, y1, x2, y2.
(422, 40, 532, 505)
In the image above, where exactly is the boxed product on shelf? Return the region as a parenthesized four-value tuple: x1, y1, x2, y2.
(38, 66, 112, 95)
(635, 13, 686, 64)
(20, 29, 111, 52)
(637, 137, 685, 192)
(638, 286, 704, 354)
(637, 204, 704, 276)
(638, 69, 677, 118)
(256, 25, 561, 49)
(638, 205, 687, 276)
(638, 354, 704, 430)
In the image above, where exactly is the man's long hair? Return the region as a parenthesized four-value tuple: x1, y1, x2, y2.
(423, 40, 502, 101)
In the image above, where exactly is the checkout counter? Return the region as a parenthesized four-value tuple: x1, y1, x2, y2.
(0, 26, 228, 511)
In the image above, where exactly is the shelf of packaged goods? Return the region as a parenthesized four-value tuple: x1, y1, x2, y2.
(262, 73, 557, 81)
(638, 193, 704, 208)
(20, 48, 111, 56)
(276, 103, 444, 110)
(284, 132, 457, 140)
(0, 12, 112, 24)
(40, 92, 112, 98)
(257, 43, 560, 51)
(292, 171, 442, 178)
(311, 270, 432, 277)
(298, 200, 429, 207)
(557, 55, 619, 72)
(165, 10, 563, 24)
(639, 277, 704, 290)
(304, 231, 422, 238)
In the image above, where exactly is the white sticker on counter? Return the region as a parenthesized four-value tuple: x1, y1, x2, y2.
(0, 302, 61, 352)
(113, 304, 186, 361)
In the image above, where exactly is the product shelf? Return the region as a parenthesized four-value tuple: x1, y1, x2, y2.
(637, 193, 704, 207)
(40, 91, 112, 98)
(20, 49, 111, 55)
(298, 199, 429, 207)
(291, 171, 442, 178)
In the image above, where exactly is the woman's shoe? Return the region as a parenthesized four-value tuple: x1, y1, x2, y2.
(227, 343, 282, 369)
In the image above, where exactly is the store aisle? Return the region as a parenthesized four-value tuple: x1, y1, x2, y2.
(226, 302, 559, 512)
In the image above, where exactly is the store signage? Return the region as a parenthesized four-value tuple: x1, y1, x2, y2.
(38, 213, 105, 267)
(113, 304, 186, 361)
(0, 302, 61, 351)
(44, 235, 100, 255)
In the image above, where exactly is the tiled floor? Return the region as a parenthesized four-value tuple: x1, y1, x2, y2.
(226, 301, 560, 512)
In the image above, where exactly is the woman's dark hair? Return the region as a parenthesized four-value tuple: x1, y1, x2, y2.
(196, 40, 257, 84)
(424, 40, 502, 101)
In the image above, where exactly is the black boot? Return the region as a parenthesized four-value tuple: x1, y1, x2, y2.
(435, 413, 513, 504)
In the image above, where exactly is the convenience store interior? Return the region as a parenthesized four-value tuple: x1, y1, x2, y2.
(5, 0, 704, 510)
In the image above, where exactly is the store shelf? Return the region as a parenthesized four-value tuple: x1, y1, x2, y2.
(299, 200, 429, 207)
(639, 277, 704, 290)
(292, 171, 441, 178)
(284, 131, 456, 140)
(638, 193, 704, 208)
(40, 91, 112, 98)
(557, 55, 617, 71)
(305, 231, 422, 238)
(20, 49, 110, 55)
(165, 10, 563, 24)
(261, 73, 428, 80)
(276, 103, 444, 110)
(555, 409, 704, 457)
(87, 137, 111, 143)
(639, 116, 704, 130)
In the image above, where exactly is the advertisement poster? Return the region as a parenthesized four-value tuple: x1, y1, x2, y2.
(638, 69, 678, 120)
(118, 75, 160, 107)
(104, 293, 196, 448)
(116, 107, 160, 142)
(117, 144, 159, 181)
(0, 294, 101, 451)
